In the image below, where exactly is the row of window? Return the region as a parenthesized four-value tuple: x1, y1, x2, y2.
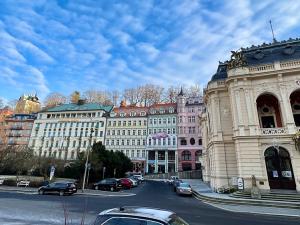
(41, 121, 104, 130)
(149, 107, 175, 114)
(107, 129, 147, 136)
(178, 116, 196, 123)
(149, 117, 176, 125)
(180, 138, 202, 146)
(148, 137, 177, 146)
(34, 138, 97, 149)
(41, 150, 76, 160)
(106, 139, 146, 146)
(113, 149, 146, 159)
(107, 120, 147, 127)
(111, 111, 147, 117)
(178, 126, 198, 134)
(40, 130, 103, 138)
(148, 128, 176, 135)
(44, 112, 103, 119)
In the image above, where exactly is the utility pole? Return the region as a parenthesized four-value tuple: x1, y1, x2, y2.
(81, 127, 95, 192)
(269, 20, 277, 43)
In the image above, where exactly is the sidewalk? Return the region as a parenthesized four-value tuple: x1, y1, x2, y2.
(182, 179, 300, 217)
(0, 185, 136, 197)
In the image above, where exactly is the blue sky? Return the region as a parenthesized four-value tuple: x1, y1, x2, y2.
(0, 0, 300, 102)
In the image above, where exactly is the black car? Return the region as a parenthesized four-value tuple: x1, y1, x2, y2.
(38, 182, 77, 196)
(93, 178, 122, 192)
(92, 206, 189, 225)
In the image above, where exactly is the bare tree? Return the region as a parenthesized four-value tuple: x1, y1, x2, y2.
(44, 92, 67, 108)
(112, 90, 120, 106)
(7, 99, 18, 111)
(163, 86, 179, 103)
(188, 84, 202, 97)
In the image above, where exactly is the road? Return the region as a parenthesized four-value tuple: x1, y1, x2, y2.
(0, 180, 299, 225)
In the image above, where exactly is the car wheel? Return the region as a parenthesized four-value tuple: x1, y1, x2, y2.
(59, 191, 64, 196)
(110, 187, 115, 192)
(95, 185, 99, 190)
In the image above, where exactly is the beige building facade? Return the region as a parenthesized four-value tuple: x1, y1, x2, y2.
(202, 39, 300, 192)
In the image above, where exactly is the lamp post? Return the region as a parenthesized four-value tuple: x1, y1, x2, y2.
(82, 127, 95, 192)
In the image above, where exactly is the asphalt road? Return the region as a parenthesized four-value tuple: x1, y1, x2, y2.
(0, 180, 299, 225)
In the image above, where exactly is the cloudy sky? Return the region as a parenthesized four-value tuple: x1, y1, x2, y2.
(0, 0, 300, 101)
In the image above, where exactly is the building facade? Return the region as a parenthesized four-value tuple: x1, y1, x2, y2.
(29, 102, 112, 160)
(105, 101, 148, 173)
(177, 90, 204, 171)
(0, 107, 14, 146)
(15, 94, 40, 114)
(2, 114, 36, 149)
(202, 38, 300, 192)
(146, 103, 178, 174)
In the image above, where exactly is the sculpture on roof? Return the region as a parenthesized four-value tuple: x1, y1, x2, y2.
(227, 50, 248, 70)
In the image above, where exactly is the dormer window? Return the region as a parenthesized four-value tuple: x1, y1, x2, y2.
(140, 111, 146, 116)
(130, 111, 136, 117)
(160, 108, 165, 114)
(120, 112, 125, 117)
(110, 112, 116, 117)
(150, 109, 156, 114)
(169, 107, 174, 113)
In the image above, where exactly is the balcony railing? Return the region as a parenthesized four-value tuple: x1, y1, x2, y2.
(259, 128, 287, 135)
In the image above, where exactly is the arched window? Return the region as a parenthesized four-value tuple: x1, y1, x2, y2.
(256, 93, 283, 128)
(190, 138, 195, 145)
(182, 150, 191, 161)
(195, 150, 202, 162)
(290, 89, 300, 126)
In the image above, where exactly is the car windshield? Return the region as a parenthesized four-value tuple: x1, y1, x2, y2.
(179, 183, 190, 188)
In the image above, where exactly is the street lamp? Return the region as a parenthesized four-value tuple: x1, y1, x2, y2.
(81, 127, 96, 192)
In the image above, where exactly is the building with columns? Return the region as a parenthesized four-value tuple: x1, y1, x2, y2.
(202, 38, 300, 192)
(177, 89, 204, 171)
(105, 101, 148, 173)
(146, 103, 177, 174)
(29, 101, 112, 160)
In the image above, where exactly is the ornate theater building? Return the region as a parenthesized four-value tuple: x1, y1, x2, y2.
(202, 38, 300, 192)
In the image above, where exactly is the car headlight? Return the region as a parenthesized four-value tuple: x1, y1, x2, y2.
(179, 189, 183, 192)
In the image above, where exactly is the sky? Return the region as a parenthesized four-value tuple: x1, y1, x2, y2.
(0, 0, 300, 102)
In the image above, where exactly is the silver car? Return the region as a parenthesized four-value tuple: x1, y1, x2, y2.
(176, 182, 192, 196)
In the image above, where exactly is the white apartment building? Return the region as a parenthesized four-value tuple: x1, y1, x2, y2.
(105, 101, 148, 173)
(29, 101, 113, 160)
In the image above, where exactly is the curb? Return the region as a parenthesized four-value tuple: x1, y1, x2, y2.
(0, 187, 136, 197)
(192, 190, 300, 210)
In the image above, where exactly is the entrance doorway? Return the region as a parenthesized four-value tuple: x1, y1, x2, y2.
(264, 147, 296, 190)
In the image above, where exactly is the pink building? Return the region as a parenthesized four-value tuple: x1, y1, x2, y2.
(177, 89, 203, 171)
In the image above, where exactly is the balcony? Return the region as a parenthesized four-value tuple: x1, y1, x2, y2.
(259, 128, 287, 135)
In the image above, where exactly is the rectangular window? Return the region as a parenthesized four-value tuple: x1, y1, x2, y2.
(143, 139, 146, 145)
(118, 121, 121, 126)
(116, 140, 119, 145)
(117, 130, 120, 135)
(138, 130, 141, 135)
(133, 121, 136, 126)
(137, 150, 140, 158)
(107, 130, 110, 135)
(106, 140, 109, 146)
(122, 130, 125, 135)
(131, 150, 134, 158)
(149, 129, 152, 134)
(132, 139, 135, 145)
(172, 117, 176, 124)
(108, 121, 111, 126)
(158, 119, 161, 124)
(113, 121, 116, 126)
(111, 140, 114, 145)
(127, 140, 130, 145)
(128, 121, 131, 126)
(142, 150, 145, 158)
(133, 130, 136, 135)
(143, 129, 146, 135)
(143, 120, 147, 126)
(100, 131, 103, 137)
(192, 116, 195, 123)
(123, 121, 126, 126)
(126, 150, 129, 156)
(149, 118, 152, 124)
(139, 120, 142, 126)
(172, 128, 176, 134)
(127, 130, 131, 135)
(137, 139, 140, 145)
(121, 139, 124, 145)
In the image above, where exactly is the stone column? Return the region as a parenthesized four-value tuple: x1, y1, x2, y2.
(279, 83, 295, 133)
(155, 150, 158, 173)
(165, 151, 168, 173)
(175, 151, 178, 172)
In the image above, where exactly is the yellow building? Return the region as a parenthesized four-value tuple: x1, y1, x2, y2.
(15, 94, 40, 114)
(202, 38, 300, 192)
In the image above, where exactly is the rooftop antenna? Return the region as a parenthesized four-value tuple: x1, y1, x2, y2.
(269, 20, 277, 43)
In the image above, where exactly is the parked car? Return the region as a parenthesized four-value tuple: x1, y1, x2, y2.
(93, 178, 122, 192)
(38, 181, 77, 196)
(176, 182, 192, 196)
(127, 177, 138, 187)
(92, 206, 189, 225)
(168, 176, 179, 185)
(133, 174, 144, 182)
(173, 179, 183, 192)
(119, 178, 132, 189)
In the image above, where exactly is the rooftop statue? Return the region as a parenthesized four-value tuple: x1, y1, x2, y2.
(227, 50, 248, 70)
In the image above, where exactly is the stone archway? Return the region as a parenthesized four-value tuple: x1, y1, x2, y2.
(264, 147, 296, 190)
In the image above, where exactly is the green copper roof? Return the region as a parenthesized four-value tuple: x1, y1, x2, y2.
(46, 103, 113, 112)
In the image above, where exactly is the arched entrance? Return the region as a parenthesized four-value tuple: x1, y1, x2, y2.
(264, 147, 296, 190)
(290, 89, 300, 126)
